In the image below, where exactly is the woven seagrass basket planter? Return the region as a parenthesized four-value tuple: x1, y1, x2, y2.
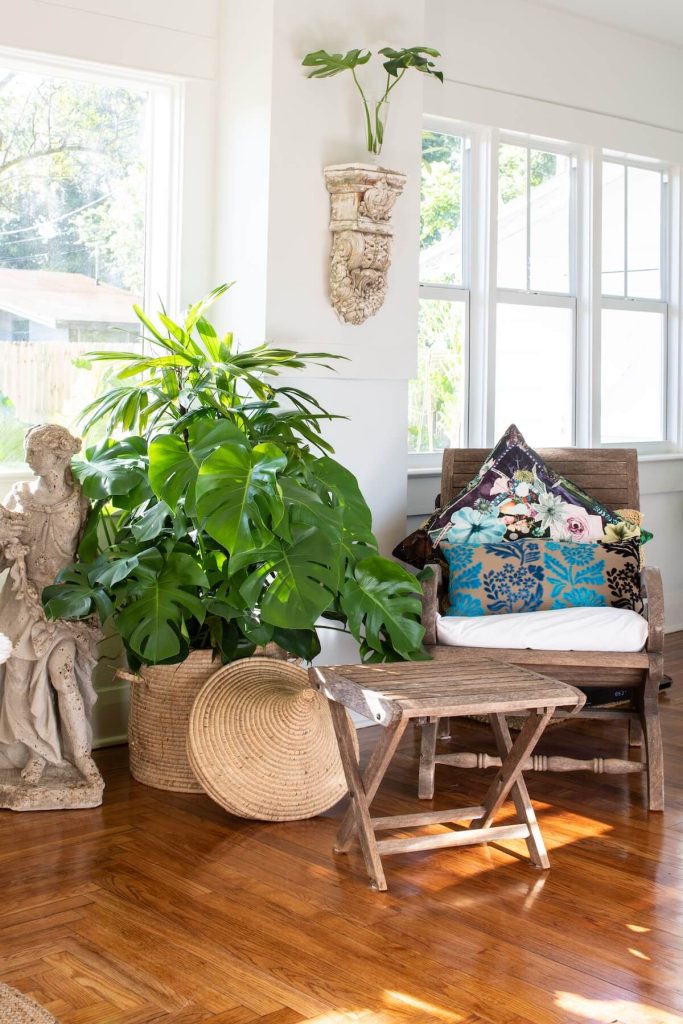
(122, 649, 219, 793)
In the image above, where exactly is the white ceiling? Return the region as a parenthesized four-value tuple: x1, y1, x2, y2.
(529, 0, 683, 49)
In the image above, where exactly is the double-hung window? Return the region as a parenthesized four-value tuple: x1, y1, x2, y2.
(410, 121, 677, 458)
(601, 157, 668, 444)
(495, 139, 576, 445)
(409, 129, 469, 456)
(0, 54, 179, 466)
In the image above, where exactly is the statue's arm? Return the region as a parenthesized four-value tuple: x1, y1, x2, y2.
(0, 489, 28, 568)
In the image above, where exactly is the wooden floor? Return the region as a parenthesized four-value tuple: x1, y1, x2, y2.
(2, 643, 683, 1024)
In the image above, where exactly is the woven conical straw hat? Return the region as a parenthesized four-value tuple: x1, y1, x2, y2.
(0, 982, 58, 1023)
(187, 657, 356, 820)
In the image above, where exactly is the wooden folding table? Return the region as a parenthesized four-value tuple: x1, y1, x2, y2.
(310, 659, 585, 890)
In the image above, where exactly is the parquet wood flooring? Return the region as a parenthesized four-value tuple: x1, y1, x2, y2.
(1, 638, 683, 1024)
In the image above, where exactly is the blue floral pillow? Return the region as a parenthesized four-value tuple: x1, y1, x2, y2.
(441, 537, 643, 617)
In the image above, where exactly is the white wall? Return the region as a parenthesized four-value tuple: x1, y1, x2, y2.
(428, 0, 683, 133)
(409, 0, 683, 630)
(215, 0, 425, 559)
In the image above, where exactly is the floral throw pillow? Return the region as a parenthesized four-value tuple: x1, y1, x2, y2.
(442, 537, 643, 617)
(392, 424, 651, 569)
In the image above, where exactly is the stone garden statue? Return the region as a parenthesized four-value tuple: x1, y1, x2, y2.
(0, 424, 103, 811)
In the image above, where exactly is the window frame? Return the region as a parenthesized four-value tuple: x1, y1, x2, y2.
(494, 130, 579, 446)
(0, 47, 184, 474)
(411, 117, 681, 464)
(598, 152, 672, 450)
(409, 119, 473, 469)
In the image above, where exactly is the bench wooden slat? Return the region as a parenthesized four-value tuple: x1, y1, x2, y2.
(440, 446, 640, 511)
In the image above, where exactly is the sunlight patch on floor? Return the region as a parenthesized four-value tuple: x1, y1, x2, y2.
(383, 989, 470, 1021)
(627, 946, 651, 961)
(300, 1010, 460, 1024)
(555, 991, 682, 1023)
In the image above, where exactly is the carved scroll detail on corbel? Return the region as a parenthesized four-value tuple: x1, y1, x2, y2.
(324, 163, 406, 326)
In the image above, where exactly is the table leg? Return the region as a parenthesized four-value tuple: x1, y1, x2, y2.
(335, 714, 409, 853)
(489, 713, 549, 869)
(470, 709, 553, 834)
(329, 701, 388, 891)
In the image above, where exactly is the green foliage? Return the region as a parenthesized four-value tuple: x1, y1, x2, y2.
(0, 71, 145, 290)
(420, 131, 462, 252)
(302, 45, 443, 155)
(409, 299, 464, 453)
(41, 284, 427, 668)
(498, 144, 558, 206)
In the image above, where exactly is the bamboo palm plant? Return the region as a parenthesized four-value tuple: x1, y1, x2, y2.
(42, 283, 427, 669)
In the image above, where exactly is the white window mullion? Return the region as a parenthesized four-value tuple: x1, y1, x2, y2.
(589, 151, 603, 445)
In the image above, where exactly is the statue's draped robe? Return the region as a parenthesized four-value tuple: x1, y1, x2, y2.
(0, 483, 98, 770)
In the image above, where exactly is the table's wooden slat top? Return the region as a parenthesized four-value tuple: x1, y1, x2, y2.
(311, 658, 584, 720)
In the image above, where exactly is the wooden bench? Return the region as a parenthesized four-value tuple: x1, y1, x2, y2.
(420, 447, 666, 810)
(311, 659, 585, 891)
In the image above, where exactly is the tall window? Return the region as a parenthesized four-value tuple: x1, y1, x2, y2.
(601, 159, 667, 443)
(0, 62, 155, 463)
(409, 130, 468, 454)
(409, 123, 676, 458)
(496, 142, 575, 445)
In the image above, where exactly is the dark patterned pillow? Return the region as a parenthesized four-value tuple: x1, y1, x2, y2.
(441, 537, 643, 617)
(393, 424, 651, 569)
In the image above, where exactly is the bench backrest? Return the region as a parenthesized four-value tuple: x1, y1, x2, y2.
(440, 448, 640, 512)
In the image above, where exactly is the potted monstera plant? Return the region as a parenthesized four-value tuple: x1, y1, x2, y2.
(42, 283, 427, 790)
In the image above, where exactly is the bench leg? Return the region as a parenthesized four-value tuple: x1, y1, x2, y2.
(418, 716, 439, 799)
(489, 713, 549, 869)
(641, 666, 665, 811)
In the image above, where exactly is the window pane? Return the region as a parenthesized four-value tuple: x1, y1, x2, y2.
(409, 299, 465, 453)
(497, 144, 527, 290)
(627, 167, 662, 299)
(602, 162, 625, 296)
(495, 303, 573, 445)
(0, 69, 148, 463)
(419, 132, 462, 285)
(529, 151, 571, 293)
(601, 308, 665, 442)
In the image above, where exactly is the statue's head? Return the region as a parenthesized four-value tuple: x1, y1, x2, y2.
(25, 424, 82, 478)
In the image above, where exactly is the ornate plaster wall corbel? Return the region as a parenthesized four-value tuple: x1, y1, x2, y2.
(324, 163, 406, 325)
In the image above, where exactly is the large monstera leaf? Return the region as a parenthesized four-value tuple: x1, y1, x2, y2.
(341, 556, 425, 660)
(310, 456, 378, 584)
(42, 563, 114, 623)
(194, 442, 286, 559)
(148, 420, 246, 513)
(72, 436, 152, 509)
(114, 550, 209, 663)
(239, 526, 339, 629)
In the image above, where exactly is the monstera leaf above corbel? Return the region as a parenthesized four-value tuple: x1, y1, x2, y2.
(302, 46, 443, 325)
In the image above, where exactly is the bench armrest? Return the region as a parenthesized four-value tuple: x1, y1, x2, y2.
(641, 565, 664, 655)
(421, 562, 443, 645)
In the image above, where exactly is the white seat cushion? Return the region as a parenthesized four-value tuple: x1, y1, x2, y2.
(436, 606, 648, 653)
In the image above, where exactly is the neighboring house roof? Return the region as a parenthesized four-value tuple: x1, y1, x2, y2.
(0, 269, 141, 328)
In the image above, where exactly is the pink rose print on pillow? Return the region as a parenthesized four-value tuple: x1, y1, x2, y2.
(550, 505, 604, 543)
